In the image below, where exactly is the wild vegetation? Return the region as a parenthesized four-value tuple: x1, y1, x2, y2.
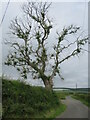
(55, 91, 69, 100)
(2, 79, 66, 119)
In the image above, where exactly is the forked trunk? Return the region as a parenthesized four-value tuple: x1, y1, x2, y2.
(44, 79, 53, 90)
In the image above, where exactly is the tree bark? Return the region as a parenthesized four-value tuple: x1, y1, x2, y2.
(44, 79, 53, 90)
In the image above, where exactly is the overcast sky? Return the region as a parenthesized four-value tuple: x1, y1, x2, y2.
(0, 1, 89, 88)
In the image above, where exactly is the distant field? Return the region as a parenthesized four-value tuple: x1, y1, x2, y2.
(53, 87, 90, 93)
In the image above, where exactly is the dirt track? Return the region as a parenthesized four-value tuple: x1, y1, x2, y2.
(56, 96, 88, 118)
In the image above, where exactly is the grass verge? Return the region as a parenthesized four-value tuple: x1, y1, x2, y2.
(45, 103, 66, 119)
(72, 93, 90, 107)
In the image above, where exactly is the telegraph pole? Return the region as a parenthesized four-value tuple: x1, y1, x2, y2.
(76, 83, 77, 94)
(76, 83, 77, 89)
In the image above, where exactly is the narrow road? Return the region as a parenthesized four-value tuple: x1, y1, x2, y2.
(56, 96, 88, 118)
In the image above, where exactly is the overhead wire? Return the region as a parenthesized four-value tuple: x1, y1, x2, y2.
(0, 0, 10, 27)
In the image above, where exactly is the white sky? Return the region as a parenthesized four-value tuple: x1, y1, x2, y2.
(0, 1, 89, 88)
(0, 0, 89, 2)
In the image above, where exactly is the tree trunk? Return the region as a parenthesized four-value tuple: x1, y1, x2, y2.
(44, 79, 53, 90)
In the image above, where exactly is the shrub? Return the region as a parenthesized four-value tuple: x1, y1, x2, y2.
(2, 79, 60, 118)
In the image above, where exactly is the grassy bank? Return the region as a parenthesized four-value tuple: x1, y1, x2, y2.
(72, 93, 90, 107)
(2, 79, 66, 119)
(0, 103, 2, 117)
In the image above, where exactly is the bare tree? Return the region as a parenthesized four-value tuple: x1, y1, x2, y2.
(5, 2, 88, 90)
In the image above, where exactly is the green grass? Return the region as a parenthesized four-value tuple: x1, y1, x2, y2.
(72, 93, 90, 107)
(0, 103, 1, 117)
(55, 90, 69, 100)
(2, 79, 66, 119)
(45, 103, 66, 119)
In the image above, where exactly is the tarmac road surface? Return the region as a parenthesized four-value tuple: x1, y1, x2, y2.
(56, 96, 89, 118)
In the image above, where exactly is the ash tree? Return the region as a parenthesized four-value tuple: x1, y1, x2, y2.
(5, 2, 88, 90)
